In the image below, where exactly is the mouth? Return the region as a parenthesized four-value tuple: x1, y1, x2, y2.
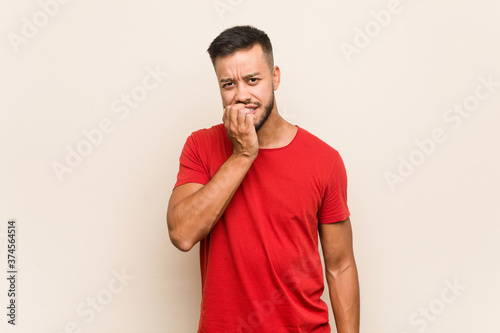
(245, 105, 259, 114)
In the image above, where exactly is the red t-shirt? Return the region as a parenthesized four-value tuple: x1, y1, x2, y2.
(174, 124, 350, 332)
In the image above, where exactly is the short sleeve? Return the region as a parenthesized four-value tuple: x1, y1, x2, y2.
(318, 153, 350, 223)
(173, 133, 210, 189)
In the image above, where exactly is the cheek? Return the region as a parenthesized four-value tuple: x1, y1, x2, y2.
(256, 83, 273, 100)
(220, 90, 234, 105)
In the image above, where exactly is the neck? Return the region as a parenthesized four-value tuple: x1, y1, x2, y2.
(257, 105, 297, 149)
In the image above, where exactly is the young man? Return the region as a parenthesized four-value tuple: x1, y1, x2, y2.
(167, 25, 360, 333)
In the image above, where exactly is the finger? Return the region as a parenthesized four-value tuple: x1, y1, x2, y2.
(245, 112, 255, 131)
(228, 106, 240, 133)
(224, 107, 233, 131)
(222, 106, 227, 123)
(238, 108, 250, 133)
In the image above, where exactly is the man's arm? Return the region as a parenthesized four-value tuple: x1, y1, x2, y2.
(319, 217, 360, 333)
(167, 105, 258, 252)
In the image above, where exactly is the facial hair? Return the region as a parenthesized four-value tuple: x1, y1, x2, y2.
(254, 91, 274, 132)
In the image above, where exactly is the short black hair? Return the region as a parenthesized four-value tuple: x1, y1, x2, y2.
(207, 25, 274, 69)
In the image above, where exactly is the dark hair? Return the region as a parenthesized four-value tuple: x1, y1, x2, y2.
(207, 25, 274, 69)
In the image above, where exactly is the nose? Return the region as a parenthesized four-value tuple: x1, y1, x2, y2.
(235, 83, 251, 103)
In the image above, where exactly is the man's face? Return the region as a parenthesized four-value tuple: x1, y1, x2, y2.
(214, 44, 279, 131)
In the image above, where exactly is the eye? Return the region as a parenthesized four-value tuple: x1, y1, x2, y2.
(222, 82, 234, 88)
(248, 78, 259, 84)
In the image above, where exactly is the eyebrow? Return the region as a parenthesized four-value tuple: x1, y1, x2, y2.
(220, 72, 260, 83)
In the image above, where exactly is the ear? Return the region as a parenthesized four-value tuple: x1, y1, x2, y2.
(272, 65, 281, 91)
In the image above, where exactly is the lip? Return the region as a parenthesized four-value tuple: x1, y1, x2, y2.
(245, 105, 258, 114)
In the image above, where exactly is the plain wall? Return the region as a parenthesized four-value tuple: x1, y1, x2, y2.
(1, 0, 499, 332)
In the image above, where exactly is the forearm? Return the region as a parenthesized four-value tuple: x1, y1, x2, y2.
(167, 153, 255, 251)
(326, 260, 360, 333)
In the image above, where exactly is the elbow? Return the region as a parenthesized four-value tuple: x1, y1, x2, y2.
(169, 231, 195, 252)
(325, 258, 357, 280)
(166, 204, 211, 252)
(166, 215, 196, 252)
(327, 263, 352, 279)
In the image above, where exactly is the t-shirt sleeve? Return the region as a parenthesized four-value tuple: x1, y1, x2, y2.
(173, 133, 210, 189)
(318, 153, 350, 223)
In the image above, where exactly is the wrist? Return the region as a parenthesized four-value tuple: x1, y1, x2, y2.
(232, 149, 258, 163)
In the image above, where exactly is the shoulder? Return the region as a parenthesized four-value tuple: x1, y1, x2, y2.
(184, 124, 231, 159)
(187, 123, 227, 146)
(190, 123, 226, 140)
(296, 126, 342, 162)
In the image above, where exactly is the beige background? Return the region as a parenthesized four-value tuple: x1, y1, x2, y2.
(1, 0, 499, 332)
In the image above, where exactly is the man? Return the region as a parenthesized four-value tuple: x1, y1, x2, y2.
(167, 25, 359, 332)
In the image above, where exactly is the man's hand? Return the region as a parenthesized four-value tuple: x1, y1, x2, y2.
(167, 105, 259, 252)
(222, 104, 259, 159)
